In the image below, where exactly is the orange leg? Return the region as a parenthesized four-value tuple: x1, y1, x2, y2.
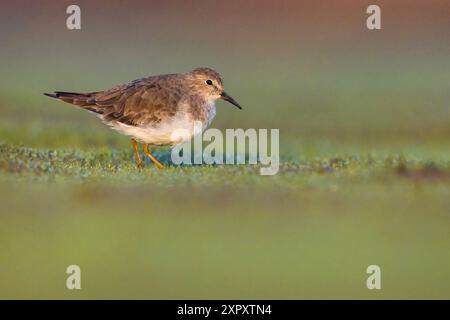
(143, 144, 165, 170)
(131, 139, 143, 168)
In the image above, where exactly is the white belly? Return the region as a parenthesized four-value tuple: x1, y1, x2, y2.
(105, 104, 216, 146)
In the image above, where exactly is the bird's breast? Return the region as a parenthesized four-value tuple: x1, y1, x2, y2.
(190, 100, 217, 128)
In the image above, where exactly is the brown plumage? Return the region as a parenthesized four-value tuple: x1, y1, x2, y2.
(44, 67, 242, 169)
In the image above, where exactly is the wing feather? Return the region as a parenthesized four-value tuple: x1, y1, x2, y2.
(95, 76, 181, 126)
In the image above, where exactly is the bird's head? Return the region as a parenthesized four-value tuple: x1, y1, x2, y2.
(187, 67, 242, 109)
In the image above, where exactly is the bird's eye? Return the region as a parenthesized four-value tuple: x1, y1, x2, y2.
(206, 79, 213, 85)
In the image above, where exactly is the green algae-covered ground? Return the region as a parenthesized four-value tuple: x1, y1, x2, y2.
(1, 135, 449, 298)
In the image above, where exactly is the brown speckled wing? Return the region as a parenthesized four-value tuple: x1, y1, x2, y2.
(95, 76, 182, 127)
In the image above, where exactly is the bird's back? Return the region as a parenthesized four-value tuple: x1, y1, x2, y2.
(46, 74, 197, 127)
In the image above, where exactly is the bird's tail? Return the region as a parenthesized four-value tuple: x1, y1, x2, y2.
(44, 91, 98, 106)
(44, 91, 106, 114)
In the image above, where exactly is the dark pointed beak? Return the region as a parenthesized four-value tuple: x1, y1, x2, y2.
(220, 91, 242, 109)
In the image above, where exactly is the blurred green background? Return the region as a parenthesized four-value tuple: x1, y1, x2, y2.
(0, 0, 449, 299)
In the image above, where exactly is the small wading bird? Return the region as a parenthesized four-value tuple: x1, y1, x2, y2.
(44, 68, 242, 169)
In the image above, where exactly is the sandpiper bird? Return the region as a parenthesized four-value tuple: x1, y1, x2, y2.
(44, 67, 242, 169)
